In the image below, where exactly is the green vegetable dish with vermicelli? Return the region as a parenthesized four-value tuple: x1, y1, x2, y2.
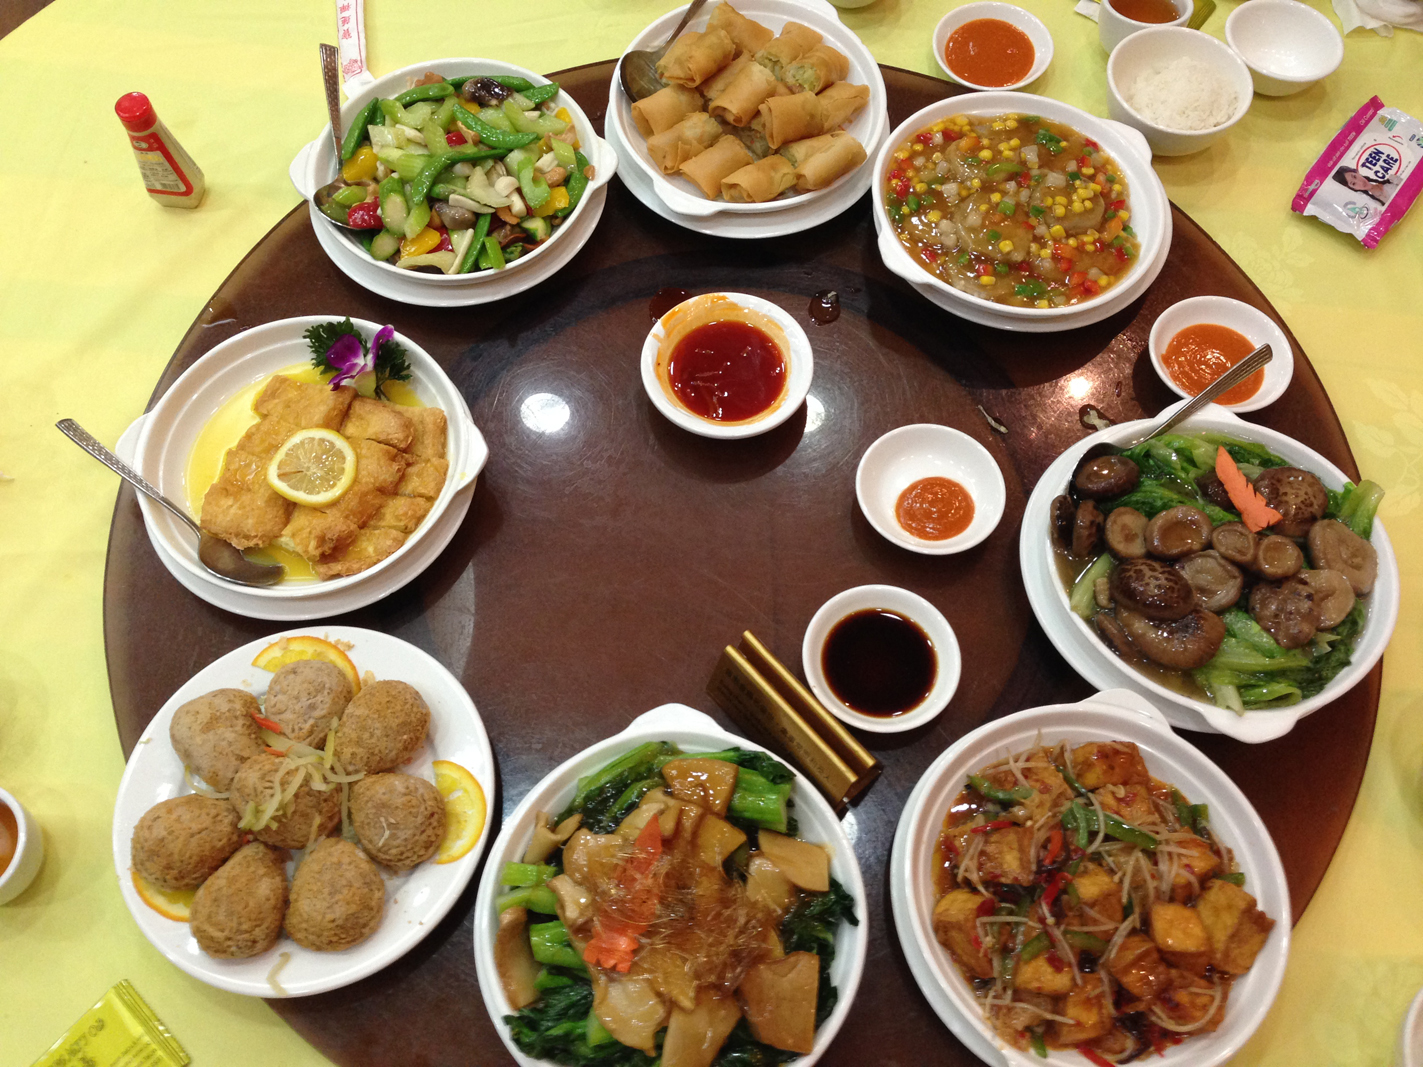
(1051, 431, 1385, 713)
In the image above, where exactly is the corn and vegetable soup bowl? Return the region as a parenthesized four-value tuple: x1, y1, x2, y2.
(872, 92, 1169, 330)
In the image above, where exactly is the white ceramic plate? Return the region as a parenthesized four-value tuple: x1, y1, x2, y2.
(472, 703, 868, 1067)
(890, 688, 1291, 1067)
(124, 317, 488, 618)
(608, 0, 887, 232)
(1147, 296, 1294, 412)
(932, 3, 1054, 92)
(111, 626, 496, 997)
(1019, 402, 1400, 742)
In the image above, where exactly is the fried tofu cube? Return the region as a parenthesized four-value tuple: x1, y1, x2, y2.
(1170, 835, 1222, 903)
(397, 457, 449, 500)
(1048, 985, 1113, 1045)
(1065, 861, 1123, 925)
(312, 528, 406, 578)
(342, 397, 414, 451)
(254, 374, 355, 429)
(1150, 902, 1211, 976)
(1095, 783, 1157, 826)
(200, 474, 293, 548)
(932, 889, 994, 978)
(1197, 879, 1275, 974)
(1071, 741, 1150, 789)
(406, 406, 448, 459)
(978, 825, 1035, 885)
(1016, 947, 1074, 995)
(280, 508, 360, 561)
(231, 415, 301, 461)
(1109, 932, 1171, 999)
(353, 437, 410, 494)
(368, 494, 433, 534)
(1158, 968, 1229, 1032)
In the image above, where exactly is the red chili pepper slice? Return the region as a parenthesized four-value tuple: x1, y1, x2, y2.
(435, 231, 454, 253)
(1043, 827, 1063, 867)
(345, 200, 383, 229)
(1078, 1046, 1115, 1067)
(1082, 279, 1101, 296)
(446, 129, 467, 146)
(970, 819, 1016, 835)
(1041, 870, 1071, 909)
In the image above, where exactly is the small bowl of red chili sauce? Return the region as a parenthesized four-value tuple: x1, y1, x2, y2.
(641, 291, 813, 440)
(855, 423, 1006, 555)
(1148, 295, 1293, 412)
(932, 2, 1053, 93)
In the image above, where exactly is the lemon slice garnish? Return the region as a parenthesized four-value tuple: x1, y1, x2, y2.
(252, 635, 361, 695)
(432, 760, 487, 864)
(265, 428, 357, 507)
(133, 869, 196, 922)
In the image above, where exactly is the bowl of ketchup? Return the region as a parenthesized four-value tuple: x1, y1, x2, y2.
(932, 2, 1054, 92)
(642, 291, 814, 439)
(1148, 295, 1294, 412)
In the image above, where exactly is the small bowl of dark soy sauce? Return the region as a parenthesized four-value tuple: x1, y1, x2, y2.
(801, 584, 961, 733)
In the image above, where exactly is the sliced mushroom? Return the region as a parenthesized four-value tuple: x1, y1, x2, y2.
(1117, 607, 1226, 670)
(1252, 535, 1304, 580)
(1298, 568, 1357, 629)
(1110, 558, 1195, 621)
(1211, 522, 1258, 567)
(1051, 495, 1075, 550)
(433, 201, 477, 231)
(1094, 613, 1142, 664)
(1074, 455, 1141, 500)
(1254, 467, 1328, 538)
(1175, 551, 1244, 613)
(1094, 577, 1112, 610)
(459, 76, 513, 106)
(1144, 506, 1213, 559)
(1249, 580, 1317, 649)
(1072, 500, 1104, 558)
(1104, 507, 1148, 559)
(495, 906, 541, 1010)
(1308, 519, 1378, 595)
(1194, 471, 1234, 512)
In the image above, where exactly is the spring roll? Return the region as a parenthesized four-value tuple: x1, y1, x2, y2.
(816, 81, 870, 129)
(721, 155, 796, 203)
(656, 28, 736, 88)
(707, 2, 775, 54)
(698, 51, 750, 97)
(753, 22, 823, 79)
(791, 131, 867, 191)
(708, 61, 780, 127)
(645, 112, 724, 174)
(631, 84, 704, 137)
(731, 115, 771, 160)
(680, 134, 756, 198)
(777, 132, 840, 168)
(783, 44, 851, 94)
(757, 92, 825, 149)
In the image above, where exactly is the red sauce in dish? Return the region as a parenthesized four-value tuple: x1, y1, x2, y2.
(1161, 323, 1263, 405)
(1106, 0, 1181, 23)
(896, 477, 975, 540)
(668, 320, 786, 422)
(946, 19, 1035, 88)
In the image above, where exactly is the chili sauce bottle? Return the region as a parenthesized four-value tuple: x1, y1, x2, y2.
(114, 92, 206, 208)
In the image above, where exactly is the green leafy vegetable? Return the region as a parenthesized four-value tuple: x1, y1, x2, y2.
(781, 877, 858, 1026)
(505, 982, 656, 1066)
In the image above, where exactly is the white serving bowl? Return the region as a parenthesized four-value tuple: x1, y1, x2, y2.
(932, 3, 1054, 92)
(872, 92, 1170, 333)
(609, 0, 888, 220)
(890, 688, 1291, 1067)
(1106, 27, 1254, 157)
(801, 584, 961, 733)
(1399, 986, 1423, 1067)
(1225, 0, 1343, 97)
(131, 317, 488, 612)
(0, 786, 43, 905)
(1019, 402, 1400, 743)
(855, 424, 1006, 554)
(472, 703, 868, 1067)
(289, 58, 616, 294)
(1098, 0, 1192, 54)
(1148, 296, 1294, 412)
(641, 291, 813, 439)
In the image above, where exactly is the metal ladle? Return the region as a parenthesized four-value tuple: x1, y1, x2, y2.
(312, 42, 375, 231)
(619, 0, 712, 101)
(57, 419, 285, 587)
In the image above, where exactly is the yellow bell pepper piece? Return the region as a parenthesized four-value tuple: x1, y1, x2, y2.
(341, 146, 378, 183)
(534, 185, 570, 217)
(400, 227, 442, 259)
(555, 107, 579, 149)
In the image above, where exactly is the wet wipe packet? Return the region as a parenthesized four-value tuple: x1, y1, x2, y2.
(1293, 96, 1423, 248)
(30, 980, 189, 1067)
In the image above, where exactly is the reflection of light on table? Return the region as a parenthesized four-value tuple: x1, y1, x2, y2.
(1067, 376, 1091, 401)
(840, 807, 858, 845)
(804, 394, 826, 433)
(519, 392, 570, 434)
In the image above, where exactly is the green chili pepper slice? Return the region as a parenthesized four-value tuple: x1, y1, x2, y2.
(1216, 872, 1247, 886)
(969, 775, 1032, 805)
(1030, 1030, 1048, 1059)
(1064, 930, 1108, 952)
(1102, 813, 1157, 850)
(984, 161, 1024, 179)
(1019, 933, 1049, 963)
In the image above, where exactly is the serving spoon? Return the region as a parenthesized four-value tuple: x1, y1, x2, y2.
(56, 419, 285, 587)
(619, 0, 712, 101)
(312, 42, 376, 231)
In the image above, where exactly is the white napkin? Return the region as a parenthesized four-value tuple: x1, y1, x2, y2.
(1332, 0, 1423, 36)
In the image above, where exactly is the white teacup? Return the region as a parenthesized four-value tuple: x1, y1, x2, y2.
(0, 787, 43, 905)
(1099, 0, 1192, 52)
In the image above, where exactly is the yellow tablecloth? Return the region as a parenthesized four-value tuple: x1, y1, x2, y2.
(0, 2, 1417, 1064)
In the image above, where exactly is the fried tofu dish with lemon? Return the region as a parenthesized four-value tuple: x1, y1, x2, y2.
(932, 740, 1274, 1061)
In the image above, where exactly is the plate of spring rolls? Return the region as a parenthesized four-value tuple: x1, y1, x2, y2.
(609, 0, 888, 222)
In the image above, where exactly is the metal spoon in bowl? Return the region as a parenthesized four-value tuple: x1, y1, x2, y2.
(619, 0, 712, 101)
(312, 42, 377, 231)
(56, 419, 285, 587)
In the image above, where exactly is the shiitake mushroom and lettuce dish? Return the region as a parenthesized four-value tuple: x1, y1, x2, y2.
(493, 742, 857, 1067)
(1052, 432, 1385, 712)
(934, 740, 1274, 1059)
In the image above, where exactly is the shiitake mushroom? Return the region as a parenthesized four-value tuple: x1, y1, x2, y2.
(1254, 467, 1328, 538)
(1252, 535, 1304, 580)
(1072, 500, 1104, 558)
(1211, 522, 1258, 567)
(1195, 471, 1234, 512)
(1104, 507, 1148, 559)
(1249, 580, 1317, 649)
(1094, 613, 1142, 664)
(1308, 519, 1378, 595)
(1117, 607, 1226, 670)
(1110, 558, 1195, 621)
(1074, 455, 1140, 500)
(1175, 550, 1244, 613)
(1051, 495, 1076, 550)
(1298, 568, 1357, 629)
(1144, 506, 1213, 559)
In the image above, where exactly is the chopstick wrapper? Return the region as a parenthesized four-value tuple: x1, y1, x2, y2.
(707, 631, 881, 810)
(31, 980, 189, 1067)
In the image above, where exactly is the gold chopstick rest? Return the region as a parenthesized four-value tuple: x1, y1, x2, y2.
(706, 632, 881, 810)
(32, 980, 190, 1067)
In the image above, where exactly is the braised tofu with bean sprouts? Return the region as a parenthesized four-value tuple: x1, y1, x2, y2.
(932, 740, 1275, 1061)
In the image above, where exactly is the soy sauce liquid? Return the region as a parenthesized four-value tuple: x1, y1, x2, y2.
(822, 609, 937, 716)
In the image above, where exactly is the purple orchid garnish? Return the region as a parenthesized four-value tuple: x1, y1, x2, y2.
(326, 332, 372, 389)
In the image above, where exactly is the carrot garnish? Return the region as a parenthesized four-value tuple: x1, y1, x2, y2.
(264, 745, 287, 757)
(582, 817, 665, 973)
(252, 713, 284, 734)
(1043, 826, 1064, 867)
(1215, 446, 1282, 533)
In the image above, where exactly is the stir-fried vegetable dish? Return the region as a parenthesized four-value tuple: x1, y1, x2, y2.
(323, 73, 594, 275)
(1053, 432, 1385, 712)
(884, 113, 1141, 308)
(495, 742, 857, 1066)
(934, 740, 1275, 1060)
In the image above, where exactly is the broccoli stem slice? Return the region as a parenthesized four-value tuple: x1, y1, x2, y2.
(727, 767, 791, 833)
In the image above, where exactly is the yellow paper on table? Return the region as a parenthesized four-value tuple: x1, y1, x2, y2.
(31, 980, 189, 1067)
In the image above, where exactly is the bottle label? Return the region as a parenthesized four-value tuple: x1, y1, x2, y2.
(128, 131, 195, 197)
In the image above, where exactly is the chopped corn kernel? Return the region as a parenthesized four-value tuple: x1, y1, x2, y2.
(997, 141, 1010, 151)
(971, 178, 982, 189)
(1035, 299, 1050, 308)
(979, 274, 997, 286)
(1010, 137, 1021, 148)
(1101, 276, 1115, 288)
(1072, 201, 1085, 213)
(1006, 118, 1019, 129)
(915, 182, 928, 192)
(1082, 166, 1095, 176)
(991, 121, 1006, 130)
(913, 143, 925, 152)
(1112, 183, 1123, 194)
(999, 239, 1014, 253)
(1119, 210, 1131, 221)
(990, 192, 1003, 203)
(1050, 224, 1066, 238)
(1091, 183, 1102, 194)
(1054, 196, 1068, 206)
(927, 210, 943, 223)
(1053, 205, 1067, 217)
(959, 184, 971, 196)
(895, 150, 910, 160)
(978, 149, 993, 160)
(1067, 237, 1079, 247)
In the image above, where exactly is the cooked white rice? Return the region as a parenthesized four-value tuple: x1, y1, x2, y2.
(1126, 56, 1239, 131)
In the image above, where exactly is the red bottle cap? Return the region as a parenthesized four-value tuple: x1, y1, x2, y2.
(115, 92, 156, 133)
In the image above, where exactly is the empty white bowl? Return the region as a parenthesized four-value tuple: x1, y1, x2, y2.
(1399, 987, 1423, 1067)
(1098, 0, 1191, 54)
(641, 292, 813, 439)
(0, 787, 42, 905)
(1226, 0, 1343, 97)
(932, 3, 1054, 92)
(1148, 295, 1294, 411)
(855, 424, 1006, 554)
(1106, 27, 1254, 156)
(802, 584, 961, 733)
